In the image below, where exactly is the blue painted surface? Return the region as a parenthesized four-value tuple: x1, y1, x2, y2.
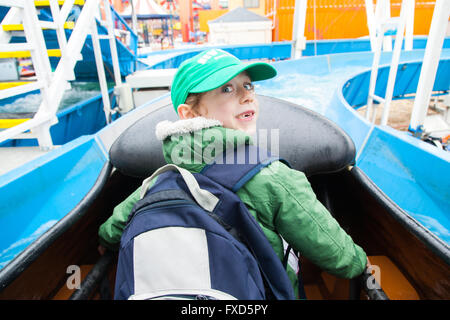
(140, 37, 450, 70)
(357, 126, 450, 244)
(334, 57, 450, 244)
(342, 60, 450, 108)
(0, 136, 108, 269)
(301, 36, 450, 56)
(144, 42, 293, 70)
(326, 90, 372, 151)
(321, 54, 450, 245)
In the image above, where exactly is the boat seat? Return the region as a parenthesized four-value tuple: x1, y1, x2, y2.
(109, 95, 356, 178)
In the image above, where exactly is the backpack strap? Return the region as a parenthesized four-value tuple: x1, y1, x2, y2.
(200, 144, 289, 192)
(140, 164, 219, 212)
(201, 144, 296, 300)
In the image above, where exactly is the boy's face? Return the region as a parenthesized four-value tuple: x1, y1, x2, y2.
(196, 71, 259, 134)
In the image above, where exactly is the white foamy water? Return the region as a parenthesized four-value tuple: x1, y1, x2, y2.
(0, 82, 104, 114)
(257, 66, 362, 115)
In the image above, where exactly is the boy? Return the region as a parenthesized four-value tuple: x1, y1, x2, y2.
(98, 49, 367, 298)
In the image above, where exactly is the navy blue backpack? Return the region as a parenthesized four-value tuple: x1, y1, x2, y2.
(114, 146, 297, 300)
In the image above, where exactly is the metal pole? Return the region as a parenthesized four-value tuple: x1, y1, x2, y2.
(291, 0, 307, 59)
(90, 18, 112, 124)
(365, 30, 384, 120)
(365, 0, 376, 51)
(409, 0, 450, 133)
(404, 0, 414, 51)
(313, 0, 317, 56)
(380, 0, 408, 126)
(130, 0, 137, 35)
(381, 0, 392, 52)
(102, 0, 122, 86)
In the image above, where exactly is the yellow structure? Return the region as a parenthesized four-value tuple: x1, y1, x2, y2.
(200, 0, 267, 33)
(199, 9, 228, 33)
(0, 82, 31, 90)
(266, 0, 439, 42)
(34, 0, 85, 6)
(2, 22, 75, 31)
(0, 118, 31, 129)
(0, 49, 61, 59)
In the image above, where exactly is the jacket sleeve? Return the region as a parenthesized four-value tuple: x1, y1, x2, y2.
(98, 186, 142, 250)
(258, 161, 366, 279)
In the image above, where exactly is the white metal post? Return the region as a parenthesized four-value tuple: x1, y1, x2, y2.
(42, 0, 101, 116)
(292, 0, 307, 59)
(365, 0, 377, 51)
(409, 0, 450, 133)
(59, 0, 76, 23)
(380, 0, 408, 126)
(102, 0, 122, 87)
(48, 0, 77, 82)
(0, 7, 21, 44)
(382, 0, 393, 52)
(49, 0, 68, 53)
(404, 0, 415, 51)
(90, 18, 112, 124)
(22, 0, 55, 148)
(0, 0, 123, 147)
(130, 0, 138, 35)
(22, 1, 53, 95)
(374, 0, 393, 52)
(365, 29, 384, 120)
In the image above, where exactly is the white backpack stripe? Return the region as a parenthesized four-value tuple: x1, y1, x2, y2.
(133, 227, 211, 295)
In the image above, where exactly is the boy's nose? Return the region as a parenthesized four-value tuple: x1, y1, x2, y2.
(239, 87, 254, 104)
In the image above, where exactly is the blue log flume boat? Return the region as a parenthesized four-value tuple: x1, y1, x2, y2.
(0, 2, 448, 300)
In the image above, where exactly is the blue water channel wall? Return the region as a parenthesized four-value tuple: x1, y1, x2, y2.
(324, 53, 450, 244)
(0, 135, 108, 269)
(141, 37, 450, 69)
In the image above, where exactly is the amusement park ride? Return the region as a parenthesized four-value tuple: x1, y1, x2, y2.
(118, 0, 216, 43)
(156, 0, 218, 42)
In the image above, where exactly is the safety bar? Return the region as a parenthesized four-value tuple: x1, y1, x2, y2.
(352, 267, 389, 300)
(69, 251, 114, 300)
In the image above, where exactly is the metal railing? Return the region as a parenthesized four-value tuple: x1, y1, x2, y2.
(0, 0, 123, 149)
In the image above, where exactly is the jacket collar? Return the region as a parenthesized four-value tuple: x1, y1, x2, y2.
(155, 117, 253, 173)
(155, 117, 222, 141)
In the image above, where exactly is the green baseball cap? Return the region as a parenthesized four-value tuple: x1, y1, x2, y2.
(171, 49, 277, 113)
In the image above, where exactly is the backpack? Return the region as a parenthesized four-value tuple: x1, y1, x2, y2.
(114, 145, 297, 300)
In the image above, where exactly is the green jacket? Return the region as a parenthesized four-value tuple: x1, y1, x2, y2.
(98, 117, 367, 295)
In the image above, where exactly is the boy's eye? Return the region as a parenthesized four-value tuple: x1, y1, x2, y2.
(244, 83, 254, 91)
(222, 85, 233, 93)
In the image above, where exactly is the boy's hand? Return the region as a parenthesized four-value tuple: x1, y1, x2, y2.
(366, 257, 371, 268)
(98, 244, 106, 256)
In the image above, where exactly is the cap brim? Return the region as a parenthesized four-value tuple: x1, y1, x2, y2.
(189, 62, 277, 94)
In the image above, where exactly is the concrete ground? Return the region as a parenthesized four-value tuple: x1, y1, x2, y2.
(356, 98, 447, 134)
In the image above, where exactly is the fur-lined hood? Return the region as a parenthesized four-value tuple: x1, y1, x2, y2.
(155, 117, 222, 141)
(155, 117, 253, 173)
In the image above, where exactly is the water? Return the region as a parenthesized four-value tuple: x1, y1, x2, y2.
(0, 82, 104, 114)
(256, 66, 362, 115)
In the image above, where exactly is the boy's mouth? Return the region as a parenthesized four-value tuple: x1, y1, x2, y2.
(236, 110, 255, 122)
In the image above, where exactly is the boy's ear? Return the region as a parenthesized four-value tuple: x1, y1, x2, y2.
(177, 104, 197, 120)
